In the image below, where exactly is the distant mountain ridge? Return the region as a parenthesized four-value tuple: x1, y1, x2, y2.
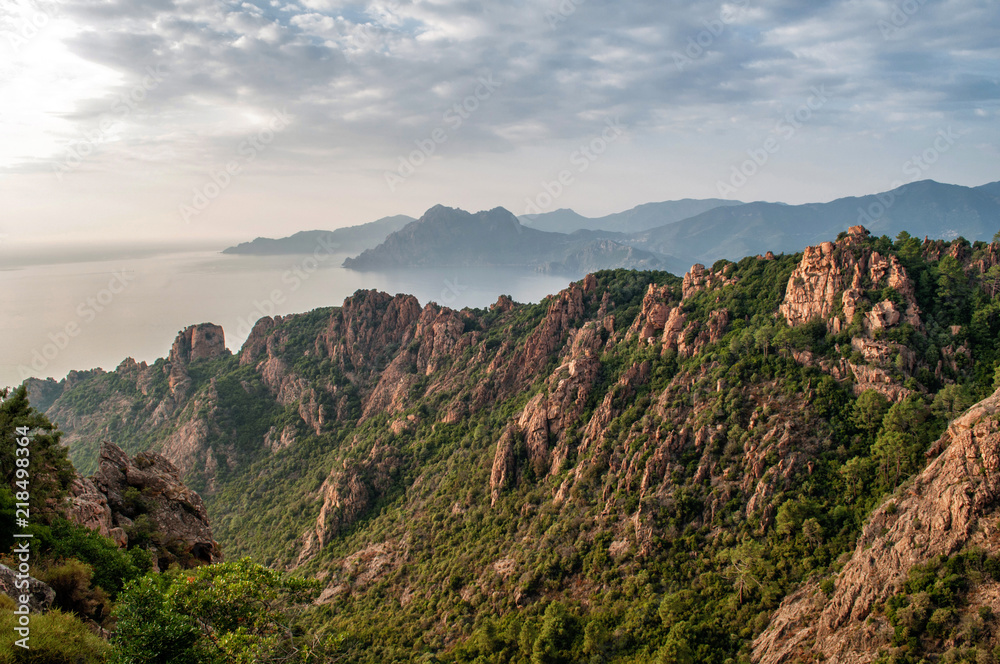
(632, 179, 1000, 265)
(342, 205, 673, 274)
(223, 180, 1000, 277)
(222, 214, 414, 255)
(520, 197, 745, 233)
(343, 180, 999, 275)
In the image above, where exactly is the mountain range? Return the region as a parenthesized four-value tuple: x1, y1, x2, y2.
(342, 205, 668, 274)
(221, 214, 415, 256)
(519, 197, 746, 234)
(222, 180, 1000, 277)
(14, 224, 1000, 662)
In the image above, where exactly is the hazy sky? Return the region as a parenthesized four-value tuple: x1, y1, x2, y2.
(1, 0, 998, 246)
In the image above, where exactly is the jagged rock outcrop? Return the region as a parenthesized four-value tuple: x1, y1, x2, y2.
(779, 226, 926, 400)
(754, 386, 1000, 664)
(627, 278, 730, 357)
(240, 316, 279, 367)
(0, 564, 55, 613)
(298, 443, 401, 564)
(413, 304, 469, 376)
(319, 290, 423, 375)
(488, 322, 605, 502)
(682, 262, 736, 300)
(166, 324, 231, 396)
(632, 286, 672, 342)
(67, 441, 223, 569)
(490, 426, 521, 506)
(491, 294, 515, 313)
(521, 282, 586, 375)
(780, 226, 920, 333)
(779, 240, 843, 326)
(65, 476, 128, 547)
(169, 323, 229, 364)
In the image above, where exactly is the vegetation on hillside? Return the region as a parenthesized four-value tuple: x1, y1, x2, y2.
(5, 231, 1000, 662)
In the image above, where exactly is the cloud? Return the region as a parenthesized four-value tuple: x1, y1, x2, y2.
(0, 0, 996, 238)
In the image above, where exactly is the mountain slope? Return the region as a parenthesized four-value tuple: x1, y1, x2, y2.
(521, 198, 745, 234)
(22, 227, 1000, 663)
(222, 214, 415, 255)
(635, 180, 1000, 265)
(754, 387, 1000, 663)
(343, 204, 670, 273)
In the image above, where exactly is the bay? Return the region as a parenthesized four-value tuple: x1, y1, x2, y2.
(0, 246, 573, 388)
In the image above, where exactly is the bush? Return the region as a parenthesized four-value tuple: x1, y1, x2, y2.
(0, 594, 110, 664)
(39, 519, 151, 599)
(111, 558, 322, 664)
(39, 558, 110, 622)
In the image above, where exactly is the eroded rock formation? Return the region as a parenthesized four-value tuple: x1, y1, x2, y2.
(754, 387, 1000, 664)
(66, 441, 222, 569)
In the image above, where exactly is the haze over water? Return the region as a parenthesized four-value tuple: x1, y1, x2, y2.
(0, 245, 571, 388)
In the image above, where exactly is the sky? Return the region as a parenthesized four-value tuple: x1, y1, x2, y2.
(0, 0, 998, 247)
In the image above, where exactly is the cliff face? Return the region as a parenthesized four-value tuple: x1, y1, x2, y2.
(779, 225, 920, 334)
(65, 441, 222, 570)
(753, 387, 1000, 664)
(776, 226, 929, 402)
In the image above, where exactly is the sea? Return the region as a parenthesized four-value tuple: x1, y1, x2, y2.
(0, 244, 572, 389)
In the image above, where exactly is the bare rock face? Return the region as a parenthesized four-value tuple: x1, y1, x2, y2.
(682, 262, 736, 300)
(361, 351, 420, 420)
(358, 301, 475, 422)
(66, 476, 128, 547)
(298, 443, 400, 565)
(490, 426, 520, 506)
(413, 304, 469, 375)
(780, 228, 920, 332)
(170, 323, 229, 364)
(0, 564, 55, 613)
(521, 283, 586, 376)
(166, 324, 230, 396)
(866, 300, 900, 330)
(780, 227, 925, 402)
(753, 387, 1000, 664)
(779, 241, 843, 326)
(319, 290, 423, 375)
(491, 294, 515, 313)
(488, 323, 604, 503)
(627, 277, 731, 358)
(90, 441, 222, 568)
(239, 316, 278, 367)
(629, 284, 674, 342)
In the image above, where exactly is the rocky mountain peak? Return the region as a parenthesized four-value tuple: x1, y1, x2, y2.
(168, 323, 230, 366)
(625, 265, 734, 357)
(779, 225, 920, 333)
(682, 262, 736, 300)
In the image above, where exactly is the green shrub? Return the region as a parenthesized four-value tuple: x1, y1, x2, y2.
(0, 595, 109, 664)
